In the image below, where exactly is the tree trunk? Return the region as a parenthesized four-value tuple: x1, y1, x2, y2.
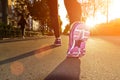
(1, 0, 8, 24)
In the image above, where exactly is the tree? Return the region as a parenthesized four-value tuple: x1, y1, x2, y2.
(26, 0, 49, 23)
(14, 0, 29, 18)
(82, 0, 110, 22)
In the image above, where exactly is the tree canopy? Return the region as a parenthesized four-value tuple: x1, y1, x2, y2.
(14, 0, 49, 21)
(27, 0, 49, 21)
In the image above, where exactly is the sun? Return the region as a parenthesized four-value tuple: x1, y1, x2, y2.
(85, 12, 106, 28)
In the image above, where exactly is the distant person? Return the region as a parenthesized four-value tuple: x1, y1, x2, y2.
(18, 15, 27, 39)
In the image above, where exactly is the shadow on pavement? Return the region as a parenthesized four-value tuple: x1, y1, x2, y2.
(0, 44, 59, 65)
(0, 37, 46, 43)
(44, 58, 81, 80)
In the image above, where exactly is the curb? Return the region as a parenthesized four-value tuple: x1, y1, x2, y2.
(0, 36, 49, 43)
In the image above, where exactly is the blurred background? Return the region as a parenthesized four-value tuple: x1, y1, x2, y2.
(0, 0, 120, 39)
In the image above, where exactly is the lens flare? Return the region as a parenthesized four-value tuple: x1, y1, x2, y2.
(10, 61, 24, 76)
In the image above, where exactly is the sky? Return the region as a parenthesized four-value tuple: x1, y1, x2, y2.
(58, 0, 69, 31)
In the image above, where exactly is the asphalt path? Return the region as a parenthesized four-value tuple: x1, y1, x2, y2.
(0, 36, 120, 80)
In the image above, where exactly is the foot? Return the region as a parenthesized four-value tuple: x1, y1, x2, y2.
(54, 38, 61, 46)
(67, 53, 86, 58)
(67, 22, 86, 58)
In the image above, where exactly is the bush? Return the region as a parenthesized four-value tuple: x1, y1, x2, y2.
(0, 23, 21, 38)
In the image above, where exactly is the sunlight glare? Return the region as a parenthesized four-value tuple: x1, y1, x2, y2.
(85, 12, 106, 28)
(58, 0, 120, 30)
(85, 16, 95, 28)
(58, 0, 69, 32)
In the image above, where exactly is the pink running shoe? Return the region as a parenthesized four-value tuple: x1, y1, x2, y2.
(67, 22, 90, 58)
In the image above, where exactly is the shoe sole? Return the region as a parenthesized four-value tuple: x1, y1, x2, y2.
(54, 44, 61, 46)
(67, 22, 90, 58)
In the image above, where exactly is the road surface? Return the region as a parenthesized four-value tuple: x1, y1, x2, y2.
(0, 36, 120, 80)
